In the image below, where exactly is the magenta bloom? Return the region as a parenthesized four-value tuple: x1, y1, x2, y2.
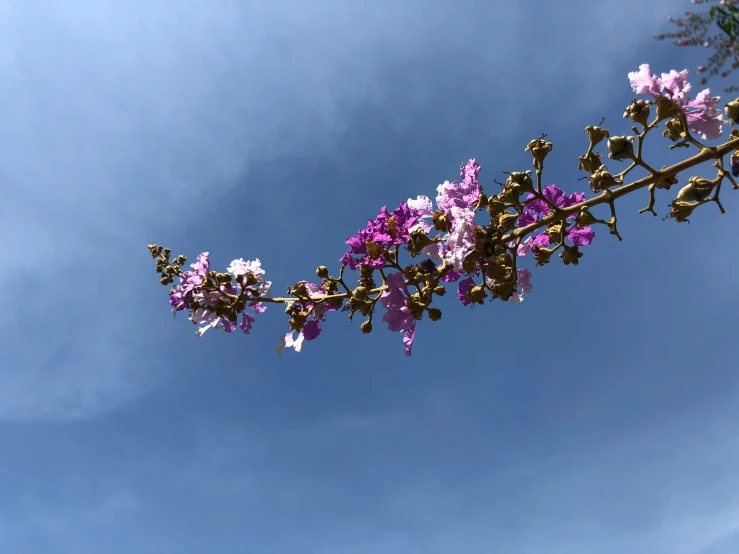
(525, 185, 585, 216)
(628, 64, 725, 139)
(380, 272, 416, 356)
(170, 252, 210, 311)
(341, 202, 422, 270)
(303, 320, 322, 341)
(567, 226, 595, 246)
(435, 158, 481, 215)
(457, 276, 475, 306)
(170, 253, 272, 338)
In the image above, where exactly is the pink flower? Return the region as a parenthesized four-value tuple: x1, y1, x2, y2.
(628, 64, 725, 139)
(380, 272, 417, 356)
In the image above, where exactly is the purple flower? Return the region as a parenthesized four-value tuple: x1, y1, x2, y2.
(442, 207, 477, 272)
(519, 186, 585, 238)
(276, 332, 305, 355)
(441, 269, 462, 282)
(435, 158, 481, 215)
(457, 276, 475, 306)
(173, 254, 272, 338)
(170, 252, 210, 311)
(684, 89, 724, 141)
(517, 211, 539, 227)
(517, 268, 533, 294)
(341, 202, 422, 270)
(731, 154, 739, 177)
(567, 226, 595, 246)
(531, 233, 550, 248)
(303, 320, 322, 341)
(380, 272, 417, 357)
(241, 313, 256, 334)
(407, 195, 434, 233)
(628, 64, 725, 139)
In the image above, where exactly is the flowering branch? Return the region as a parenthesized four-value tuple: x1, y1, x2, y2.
(149, 64, 739, 357)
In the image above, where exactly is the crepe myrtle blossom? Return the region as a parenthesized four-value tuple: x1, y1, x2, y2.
(380, 272, 416, 356)
(456, 268, 533, 306)
(169, 252, 210, 312)
(341, 201, 423, 270)
(435, 158, 481, 214)
(169, 253, 272, 337)
(513, 185, 596, 252)
(274, 281, 344, 355)
(628, 64, 725, 140)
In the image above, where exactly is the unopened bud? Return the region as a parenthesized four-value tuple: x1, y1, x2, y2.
(663, 117, 687, 141)
(725, 98, 739, 125)
(505, 171, 534, 193)
(655, 95, 682, 121)
(433, 285, 447, 296)
(607, 136, 635, 161)
(578, 151, 603, 174)
(589, 165, 621, 192)
(316, 266, 329, 279)
(360, 319, 373, 334)
(432, 210, 451, 232)
(498, 212, 519, 231)
(525, 138, 553, 172)
(585, 125, 610, 148)
(427, 308, 442, 321)
(487, 197, 506, 217)
(467, 284, 487, 305)
(623, 99, 651, 127)
(668, 200, 697, 223)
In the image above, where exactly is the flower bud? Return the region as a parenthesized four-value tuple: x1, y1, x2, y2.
(505, 171, 534, 193)
(559, 245, 583, 266)
(725, 98, 739, 125)
(498, 212, 518, 231)
(655, 95, 682, 121)
(407, 295, 426, 319)
(578, 151, 603, 174)
(585, 125, 610, 149)
(432, 210, 451, 232)
(668, 200, 697, 223)
(663, 117, 687, 141)
(433, 285, 447, 296)
(474, 192, 489, 209)
(467, 284, 487, 305)
(623, 99, 651, 127)
(533, 246, 555, 266)
(427, 308, 442, 321)
(576, 207, 600, 228)
(589, 165, 621, 192)
(360, 319, 373, 334)
(677, 178, 712, 203)
(407, 229, 437, 257)
(487, 197, 506, 217)
(525, 138, 553, 172)
(316, 266, 329, 279)
(607, 136, 635, 161)
(493, 277, 517, 300)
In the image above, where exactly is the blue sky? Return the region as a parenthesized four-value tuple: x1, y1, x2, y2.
(2, 0, 739, 552)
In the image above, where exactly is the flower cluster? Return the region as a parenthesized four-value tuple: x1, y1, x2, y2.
(629, 64, 725, 139)
(149, 64, 739, 358)
(152, 245, 272, 338)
